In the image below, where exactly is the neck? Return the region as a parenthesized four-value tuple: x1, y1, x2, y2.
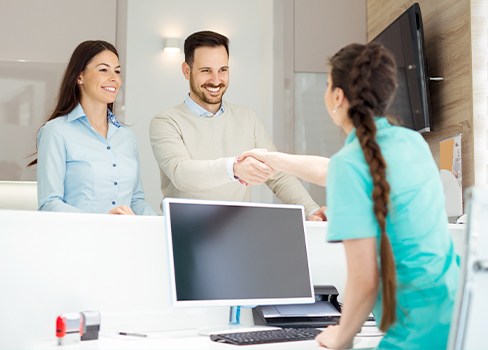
(189, 92, 221, 114)
(343, 122, 354, 134)
(80, 99, 108, 137)
(338, 112, 354, 134)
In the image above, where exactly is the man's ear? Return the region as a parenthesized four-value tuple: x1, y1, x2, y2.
(182, 62, 190, 80)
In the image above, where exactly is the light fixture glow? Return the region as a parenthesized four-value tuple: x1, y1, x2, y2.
(163, 37, 182, 53)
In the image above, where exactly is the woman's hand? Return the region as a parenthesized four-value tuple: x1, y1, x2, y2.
(108, 205, 135, 215)
(237, 148, 270, 164)
(315, 325, 352, 349)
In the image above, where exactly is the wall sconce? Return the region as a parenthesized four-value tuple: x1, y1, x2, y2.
(163, 37, 182, 53)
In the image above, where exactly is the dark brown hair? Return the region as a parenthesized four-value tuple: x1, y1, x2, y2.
(329, 42, 398, 331)
(184, 30, 229, 67)
(28, 40, 119, 166)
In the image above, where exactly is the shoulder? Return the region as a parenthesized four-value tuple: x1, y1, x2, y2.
(150, 103, 189, 128)
(379, 124, 431, 156)
(221, 102, 265, 133)
(118, 123, 137, 139)
(152, 103, 187, 121)
(39, 116, 70, 139)
(388, 123, 424, 140)
(331, 137, 363, 168)
(329, 140, 371, 189)
(222, 101, 258, 119)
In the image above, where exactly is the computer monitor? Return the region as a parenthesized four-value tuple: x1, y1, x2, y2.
(163, 198, 315, 308)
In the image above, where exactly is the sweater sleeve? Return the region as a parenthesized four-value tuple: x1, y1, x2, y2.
(149, 111, 233, 193)
(252, 115, 321, 216)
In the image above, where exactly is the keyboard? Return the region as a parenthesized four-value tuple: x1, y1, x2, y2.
(209, 327, 322, 345)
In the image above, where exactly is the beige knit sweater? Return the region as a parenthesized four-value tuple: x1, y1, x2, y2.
(149, 101, 319, 216)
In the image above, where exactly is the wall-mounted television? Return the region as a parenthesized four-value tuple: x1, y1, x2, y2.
(372, 2, 432, 133)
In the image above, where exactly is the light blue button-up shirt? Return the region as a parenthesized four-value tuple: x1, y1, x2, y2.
(37, 104, 155, 215)
(184, 94, 225, 118)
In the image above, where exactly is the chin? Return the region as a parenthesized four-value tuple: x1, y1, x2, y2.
(102, 97, 117, 104)
(205, 96, 223, 105)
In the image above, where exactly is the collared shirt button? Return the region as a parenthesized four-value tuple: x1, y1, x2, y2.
(114, 181, 118, 186)
(107, 146, 111, 150)
(113, 163, 116, 167)
(112, 201, 116, 205)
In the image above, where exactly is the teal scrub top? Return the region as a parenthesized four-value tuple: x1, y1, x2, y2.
(326, 118, 459, 350)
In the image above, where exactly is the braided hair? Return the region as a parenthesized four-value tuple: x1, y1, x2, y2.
(329, 42, 398, 332)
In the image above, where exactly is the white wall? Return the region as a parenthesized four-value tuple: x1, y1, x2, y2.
(121, 0, 275, 213)
(0, 0, 117, 181)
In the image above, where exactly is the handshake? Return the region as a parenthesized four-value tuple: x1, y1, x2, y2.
(233, 148, 277, 187)
(233, 149, 327, 221)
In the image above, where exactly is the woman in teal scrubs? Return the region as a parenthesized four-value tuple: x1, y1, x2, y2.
(239, 43, 459, 349)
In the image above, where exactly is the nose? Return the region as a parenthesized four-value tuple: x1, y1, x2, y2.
(209, 71, 220, 85)
(110, 71, 121, 84)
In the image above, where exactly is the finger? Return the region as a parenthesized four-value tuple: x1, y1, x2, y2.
(307, 214, 320, 222)
(121, 206, 135, 215)
(238, 150, 257, 161)
(108, 207, 124, 215)
(236, 154, 247, 162)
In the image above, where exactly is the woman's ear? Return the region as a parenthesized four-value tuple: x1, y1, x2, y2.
(333, 86, 345, 108)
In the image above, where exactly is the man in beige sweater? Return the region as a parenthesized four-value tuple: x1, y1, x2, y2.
(149, 30, 325, 220)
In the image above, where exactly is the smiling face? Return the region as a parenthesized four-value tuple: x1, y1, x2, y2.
(78, 50, 121, 107)
(182, 45, 229, 114)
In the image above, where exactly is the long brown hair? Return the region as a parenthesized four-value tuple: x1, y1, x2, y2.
(27, 40, 119, 166)
(329, 42, 398, 331)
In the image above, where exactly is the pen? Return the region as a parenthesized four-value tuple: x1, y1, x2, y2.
(118, 332, 147, 338)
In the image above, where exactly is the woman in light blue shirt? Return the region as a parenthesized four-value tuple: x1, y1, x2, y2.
(239, 43, 458, 349)
(29, 40, 155, 215)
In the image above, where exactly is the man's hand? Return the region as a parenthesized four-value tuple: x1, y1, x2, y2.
(234, 156, 275, 186)
(308, 206, 327, 221)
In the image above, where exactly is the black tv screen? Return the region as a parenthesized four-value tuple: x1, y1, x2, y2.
(372, 3, 431, 133)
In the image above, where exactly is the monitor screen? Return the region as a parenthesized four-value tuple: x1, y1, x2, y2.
(163, 198, 315, 307)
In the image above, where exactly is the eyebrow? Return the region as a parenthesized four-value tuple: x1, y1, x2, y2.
(198, 66, 229, 70)
(96, 63, 121, 69)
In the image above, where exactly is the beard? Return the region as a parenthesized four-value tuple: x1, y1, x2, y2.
(189, 73, 227, 106)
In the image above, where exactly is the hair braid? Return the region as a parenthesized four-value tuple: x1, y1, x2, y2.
(330, 42, 398, 332)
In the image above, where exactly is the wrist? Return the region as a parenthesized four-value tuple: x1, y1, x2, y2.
(227, 157, 239, 181)
(307, 207, 320, 219)
(233, 157, 239, 180)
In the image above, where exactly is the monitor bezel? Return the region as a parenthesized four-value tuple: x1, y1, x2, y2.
(163, 197, 315, 308)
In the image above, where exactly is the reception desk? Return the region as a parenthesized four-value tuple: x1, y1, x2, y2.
(0, 210, 465, 349)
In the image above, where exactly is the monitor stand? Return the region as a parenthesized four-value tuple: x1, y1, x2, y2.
(197, 306, 278, 336)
